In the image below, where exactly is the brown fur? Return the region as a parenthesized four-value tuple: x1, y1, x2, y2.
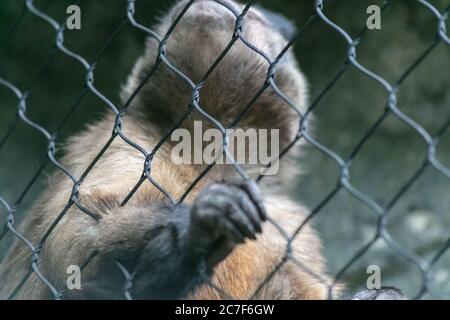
(0, 0, 335, 299)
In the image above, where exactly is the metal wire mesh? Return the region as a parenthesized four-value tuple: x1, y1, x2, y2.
(0, 0, 449, 300)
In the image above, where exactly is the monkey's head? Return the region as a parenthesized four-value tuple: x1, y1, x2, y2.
(123, 0, 308, 148)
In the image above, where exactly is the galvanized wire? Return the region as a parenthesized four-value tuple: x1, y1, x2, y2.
(0, 0, 449, 300)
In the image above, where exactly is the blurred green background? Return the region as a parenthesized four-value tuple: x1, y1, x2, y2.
(0, 0, 449, 298)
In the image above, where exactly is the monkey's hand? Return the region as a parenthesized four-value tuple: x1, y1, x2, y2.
(189, 180, 267, 272)
(89, 180, 266, 299)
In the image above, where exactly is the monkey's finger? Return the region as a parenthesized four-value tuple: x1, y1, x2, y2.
(210, 184, 263, 234)
(231, 190, 263, 234)
(218, 215, 247, 244)
(224, 201, 257, 240)
(212, 194, 256, 240)
(236, 180, 267, 221)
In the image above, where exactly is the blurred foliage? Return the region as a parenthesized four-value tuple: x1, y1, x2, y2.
(0, 0, 449, 298)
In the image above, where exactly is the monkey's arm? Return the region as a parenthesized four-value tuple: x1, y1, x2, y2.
(69, 181, 265, 299)
(95, 203, 205, 299)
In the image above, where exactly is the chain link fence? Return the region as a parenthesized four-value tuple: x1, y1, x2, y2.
(0, 0, 449, 299)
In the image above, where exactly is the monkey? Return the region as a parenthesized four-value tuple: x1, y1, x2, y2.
(0, 0, 403, 300)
